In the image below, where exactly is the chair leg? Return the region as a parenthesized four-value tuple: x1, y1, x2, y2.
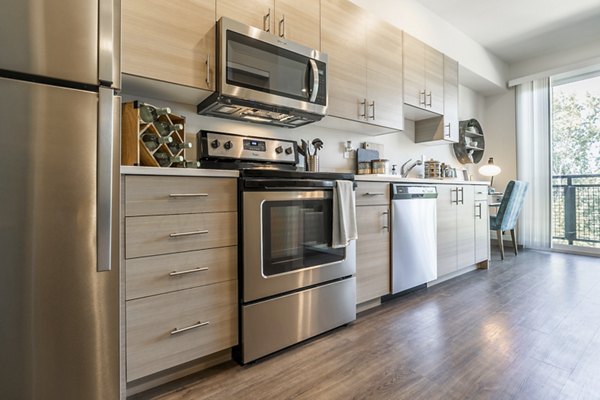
(510, 229, 518, 255)
(497, 230, 505, 260)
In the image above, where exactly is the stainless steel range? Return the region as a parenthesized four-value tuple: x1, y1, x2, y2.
(198, 130, 356, 364)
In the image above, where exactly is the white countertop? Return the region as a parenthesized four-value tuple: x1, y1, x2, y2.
(120, 166, 239, 178)
(355, 174, 490, 185)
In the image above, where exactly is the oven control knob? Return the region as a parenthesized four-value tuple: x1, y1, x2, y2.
(285, 147, 293, 155)
(211, 139, 220, 149)
(275, 146, 284, 154)
(224, 141, 233, 150)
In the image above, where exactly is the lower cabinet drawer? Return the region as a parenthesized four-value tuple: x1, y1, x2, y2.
(126, 281, 238, 382)
(356, 182, 390, 206)
(125, 246, 237, 300)
(125, 212, 237, 259)
(474, 185, 488, 200)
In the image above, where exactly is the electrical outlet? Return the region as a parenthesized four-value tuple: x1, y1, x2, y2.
(343, 150, 356, 159)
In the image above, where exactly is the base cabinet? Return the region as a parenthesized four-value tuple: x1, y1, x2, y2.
(123, 175, 238, 383)
(474, 186, 490, 263)
(355, 182, 390, 304)
(356, 205, 390, 303)
(436, 184, 487, 277)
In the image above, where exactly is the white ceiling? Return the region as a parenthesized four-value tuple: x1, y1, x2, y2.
(416, 0, 600, 63)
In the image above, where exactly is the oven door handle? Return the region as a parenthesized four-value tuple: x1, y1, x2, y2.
(245, 180, 357, 190)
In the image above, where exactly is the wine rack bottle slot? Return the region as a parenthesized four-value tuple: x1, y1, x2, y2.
(121, 101, 197, 168)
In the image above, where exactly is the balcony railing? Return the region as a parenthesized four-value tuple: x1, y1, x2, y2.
(552, 174, 600, 246)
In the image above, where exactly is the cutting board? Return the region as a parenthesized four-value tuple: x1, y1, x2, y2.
(357, 148, 379, 163)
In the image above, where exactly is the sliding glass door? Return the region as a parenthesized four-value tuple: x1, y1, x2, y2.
(551, 72, 600, 254)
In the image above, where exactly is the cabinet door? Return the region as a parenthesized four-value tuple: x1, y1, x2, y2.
(456, 185, 476, 268)
(366, 18, 404, 130)
(475, 200, 490, 263)
(436, 185, 458, 276)
(122, 0, 216, 90)
(274, 0, 320, 50)
(217, 0, 275, 32)
(443, 56, 459, 143)
(403, 33, 425, 109)
(356, 205, 390, 304)
(424, 45, 444, 115)
(321, 0, 367, 121)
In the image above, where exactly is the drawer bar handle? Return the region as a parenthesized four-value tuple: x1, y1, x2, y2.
(365, 192, 385, 196)
(169, 267, 209, 277)
(169, 193, 209, 198)
(170, 321, 210, 336)
(169, 230, 209, 238)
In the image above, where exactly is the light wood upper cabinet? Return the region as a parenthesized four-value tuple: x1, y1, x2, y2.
(356, 205, 390, 304)
(274, 0, 320, 50)
(365, 18, 404, 130)
(217, 0, 319, 49)
(443, 56, 459, 143)
(403, 32, 444, 115)
(122, 0, 216, 90)
(321, 0, 367, 122)
(425, 46, 444, 115)
(217, 0, 275, 32)
(403, 33, 426, 109)
(322, 1, 403, 130)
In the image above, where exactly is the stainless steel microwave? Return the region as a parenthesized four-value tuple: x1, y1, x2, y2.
(197, 17, 328, 128)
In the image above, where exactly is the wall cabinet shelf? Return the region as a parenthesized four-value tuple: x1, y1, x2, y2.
(453, 119, 486, 164)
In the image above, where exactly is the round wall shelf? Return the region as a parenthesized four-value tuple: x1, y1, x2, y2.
(453, 119, 485, 164)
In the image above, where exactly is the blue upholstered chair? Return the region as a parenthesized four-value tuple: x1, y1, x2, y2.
(490, 180, 529, 260)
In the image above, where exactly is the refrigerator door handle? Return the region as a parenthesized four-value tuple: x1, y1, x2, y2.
(98, 0, 115, 86)
(97, 87, 115, 272)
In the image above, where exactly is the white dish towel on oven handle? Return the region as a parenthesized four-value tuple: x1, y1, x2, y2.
(332, 180, 358, 248)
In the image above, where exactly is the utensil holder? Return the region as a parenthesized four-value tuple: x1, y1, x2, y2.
(308, 155, 319, 172)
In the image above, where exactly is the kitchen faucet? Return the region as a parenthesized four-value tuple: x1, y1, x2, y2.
(400, 159, 423, 178)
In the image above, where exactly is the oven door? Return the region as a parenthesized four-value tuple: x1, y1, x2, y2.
(218, 17, 327, 115)
(243, 189, 356, 302)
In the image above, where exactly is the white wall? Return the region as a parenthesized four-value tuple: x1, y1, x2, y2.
(478, 88, 517, 192)
(125, 85, 485, 177)
(509, 40, 600, 83)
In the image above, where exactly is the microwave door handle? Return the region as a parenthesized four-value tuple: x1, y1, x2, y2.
(308, 59, 319, 102)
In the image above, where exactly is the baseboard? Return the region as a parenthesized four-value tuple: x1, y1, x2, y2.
(126, 349, 231, 397)
(428, 264, 479, 286)
(491, 239, 524, 249)
(356, 298, 381, 314)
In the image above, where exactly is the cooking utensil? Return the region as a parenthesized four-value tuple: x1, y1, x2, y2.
(312, 138, 323, 155)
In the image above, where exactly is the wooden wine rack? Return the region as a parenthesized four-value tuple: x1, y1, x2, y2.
(121, 101, 187, 167)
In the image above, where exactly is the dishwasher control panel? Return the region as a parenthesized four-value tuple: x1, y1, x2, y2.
(391, 185, 437, 199)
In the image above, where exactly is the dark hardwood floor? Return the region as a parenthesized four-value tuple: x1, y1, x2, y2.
(136, 249, 600, 400)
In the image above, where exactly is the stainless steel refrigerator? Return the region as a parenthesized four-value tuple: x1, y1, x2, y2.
(0, 1, 121, 399)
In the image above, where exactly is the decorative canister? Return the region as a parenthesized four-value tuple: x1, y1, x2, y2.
(424, 159, 441, 178)
(371, 159, 390, 174)
(357, 161, 372, 174)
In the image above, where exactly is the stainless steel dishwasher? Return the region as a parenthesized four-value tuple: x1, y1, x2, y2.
(391, 184, 438, 294)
